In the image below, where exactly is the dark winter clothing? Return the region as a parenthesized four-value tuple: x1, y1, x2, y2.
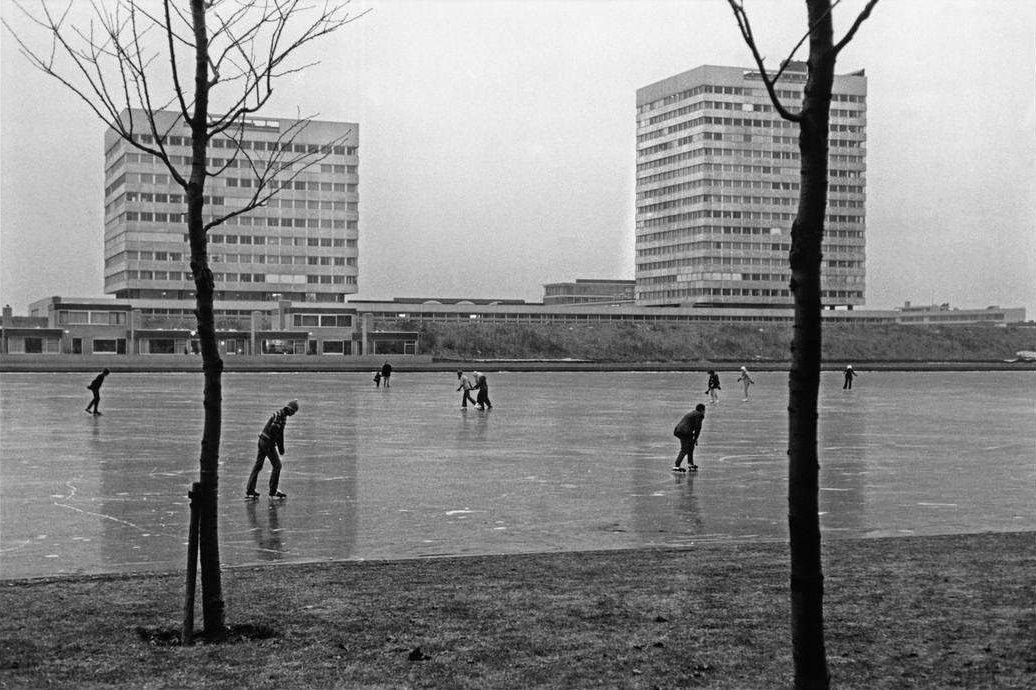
(85, 369, 110, 414)
(673, 405, 706, 470)
(246, 401, 298, 496)
(473, 373, 492, 409)
(843, 367, 857, 389)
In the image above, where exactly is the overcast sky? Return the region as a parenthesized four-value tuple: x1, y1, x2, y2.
(2, 0, 1034, 316)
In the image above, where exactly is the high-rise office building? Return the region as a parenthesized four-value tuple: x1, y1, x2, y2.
(635, 63, 866, 308)
(103, 109, 359, 317)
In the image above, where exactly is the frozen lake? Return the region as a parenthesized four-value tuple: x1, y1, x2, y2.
(1, 369, 1034, 579)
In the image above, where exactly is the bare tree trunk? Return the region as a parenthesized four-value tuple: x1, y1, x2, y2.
(787, 2, 835, 687)
(187, 0, 225, 639)
(726, 1, 878, 685)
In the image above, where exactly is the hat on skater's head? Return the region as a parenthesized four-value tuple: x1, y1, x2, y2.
(285, 400, 299, 413)
(102, 368, 110, 375)
(740, 366, 747, 372)
(847, 364, 853, 369)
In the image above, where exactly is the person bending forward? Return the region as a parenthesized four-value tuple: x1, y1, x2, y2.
(246, 400, 299, 499)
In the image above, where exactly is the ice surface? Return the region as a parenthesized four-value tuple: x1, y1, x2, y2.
(1, 369, 1033, 579)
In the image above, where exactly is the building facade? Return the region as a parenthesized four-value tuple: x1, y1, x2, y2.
(2, 297, 1027, 361)
(542, 279, 636, 305)
(3, 298, 419, 358)
(635, 63, 867, 308)
(103, 109, 360, 320)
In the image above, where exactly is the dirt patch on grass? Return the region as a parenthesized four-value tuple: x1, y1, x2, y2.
(1, 532, 1033, 688)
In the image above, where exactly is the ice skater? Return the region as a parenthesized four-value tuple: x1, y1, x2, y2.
(673, 403, 706, 472)
(473, 371, 492, 410)
(380, 361, 393, 387)
(456, 370, 477, 408)
(843, 365, 857, 390)
(246, 399, 299, 499)
(373, 370, 382, 387)
(705, 370, 721, 404)
(84, 368, 110, 415)
(737, 366, 754, 401)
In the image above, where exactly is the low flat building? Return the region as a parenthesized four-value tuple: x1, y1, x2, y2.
(543, 279, 636, 306)
(2, 298, 419, 358)
(895, 301, 1027, 326)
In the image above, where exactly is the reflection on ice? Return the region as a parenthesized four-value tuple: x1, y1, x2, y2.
(1, 369, 1034, 579)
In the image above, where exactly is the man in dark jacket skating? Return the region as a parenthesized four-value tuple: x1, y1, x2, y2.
(246, 400, 299, 499)
(673, 403, 706, 472)
(85, 368, 110, 415)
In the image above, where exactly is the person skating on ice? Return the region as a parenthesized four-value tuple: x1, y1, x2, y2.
(673, 403, 706, 472)
(705, 370, 721, 404)
(456, 370, 477, 408)
(246, 399, 299, 499)
(380, 361, 393, 387)
(843, 365, 857, 390)
(737, 366, 754, 401)
(473, 371, 492, 410)
(85, 368, 110, 415)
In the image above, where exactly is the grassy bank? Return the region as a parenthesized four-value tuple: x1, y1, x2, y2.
(405, 321, 1036, 363)
(2, 532, 1033, 688)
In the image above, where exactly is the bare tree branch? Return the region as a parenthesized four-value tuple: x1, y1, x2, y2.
(725, 0, 803, 123)
(834, 0, 880, 55)
(163, 0, 193, 125)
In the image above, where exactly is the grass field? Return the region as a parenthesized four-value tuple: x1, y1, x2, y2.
(1, 532, 1033, 689)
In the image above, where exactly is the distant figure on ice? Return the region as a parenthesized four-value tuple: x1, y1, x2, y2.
(843, 365, 857, 390)
(673, 403, 707, 472)
(380, 361, 393, 388)
(373, 371, 382, 387)
(473, 371, 493, 410)
(737, 366, 755, 401)
(705, 370, 721, 404)
(84, 368, 110, 415)
(246, 400, 299, 499)
(456, 370, 477, 409)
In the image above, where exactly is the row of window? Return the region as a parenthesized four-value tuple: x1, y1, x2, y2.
(642, 128, 866, 160)
(638, 209, 863, 229)
(639, 82, 861, 117)
(110, 150, 358, 176)
(119, 290, 352, 304)
(636, 239, 863, 257)
(224, 177, 355, 192)
(638, 178, 866, 201)
(638, 287, 864, 300)
(638, 113, 807, 145)
(293, 314, 353, 328)
(108, 255, 355, 270)
(638, 162, 781, 186)
(56, 310, 128, 325)
(220, 214, 359, 230)
(105, 170, 358, 199)
(638, 100, 864, 140)
(211, 255, 356, 267)
(637, 144, 864, 173)
(115, 211, 354, 229)
(210, 234, 356, 247)
(121, 132, 357, 156)
(637, 256, 864, 273)
(637, 193, 865, 216)
(635, 225, 863, 245)
(108, 270, 358, 285)
(6, 336, 62, 354)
